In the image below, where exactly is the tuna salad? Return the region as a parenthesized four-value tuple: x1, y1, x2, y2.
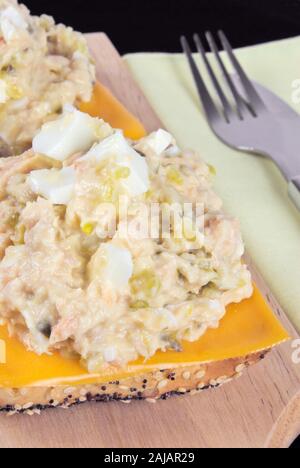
(0, 109, 253, 372)
(0, 0, 95, 157)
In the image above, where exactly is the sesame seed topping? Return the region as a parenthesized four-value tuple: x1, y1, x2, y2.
(197, 383, 205, 390)
(64, 387, 76, 395)
(119, 386, 129, 391)
(146, 398, 157, 404)
(182, 371, 191, 380)
(195, 370, 205, 379)
(155, 371, 164, 381)
(157, 379, 169, 390)
(22, 402, 34, 410)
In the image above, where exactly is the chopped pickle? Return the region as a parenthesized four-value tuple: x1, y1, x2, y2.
(114, 166, 131, 180)
(7, 83, 23, 100)
(54, 205, 67, 219)
(145, 189, 155, 200)
(183, 221, 197, 242)
(130, 300, 149, 310)
(130, 270, 161, 298)
(13, 224, 26, 245)
(81, 223, 95, 236)
(7, 213, 20, 229)
(166, 167, 183, 186)
(100, 182, 114, 202)
(185, 305, 194, 318)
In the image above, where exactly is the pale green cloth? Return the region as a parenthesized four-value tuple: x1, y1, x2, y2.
(124, 37, 300, 331)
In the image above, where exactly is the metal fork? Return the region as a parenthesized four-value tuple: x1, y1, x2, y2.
(181, 31, 300, 211)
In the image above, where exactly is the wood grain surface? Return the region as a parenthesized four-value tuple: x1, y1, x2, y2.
(0, 33, 299, 449)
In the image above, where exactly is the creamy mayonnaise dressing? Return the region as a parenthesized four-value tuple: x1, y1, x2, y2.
(0, 110, 253, 372)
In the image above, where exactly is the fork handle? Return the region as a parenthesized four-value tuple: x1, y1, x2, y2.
(288, 176, 300, 211)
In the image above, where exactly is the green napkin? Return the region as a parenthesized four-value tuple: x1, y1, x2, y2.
(124, 37, 300, 331)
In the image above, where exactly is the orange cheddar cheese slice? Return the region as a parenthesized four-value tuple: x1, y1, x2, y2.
(0, 286, 289, 388)
(80, 82, 146, 140)
(0, 84, 289, 389)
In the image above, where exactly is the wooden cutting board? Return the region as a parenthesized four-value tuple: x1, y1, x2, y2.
(0, 33, 299, 449)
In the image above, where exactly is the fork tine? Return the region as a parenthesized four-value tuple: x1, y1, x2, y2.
(193, 34, 231, 123)
(218, 31, 266, 113)
(180, 36, 221, 122)
(205, 31, 246, 120)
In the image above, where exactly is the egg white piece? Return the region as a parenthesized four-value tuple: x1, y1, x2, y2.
(100, 243, 133, 289)
(103, 346, 117, 363)
(22, 309, 49, 354)
(0, 6, 28, 42)
(145, 129, 173, 155)
(82, 131, 136, 163)
(0, 80, 8, 104)
(63, 103, 77, 114)
(82, 132, 150, 196)
(28, 167, 76, 205)
(32, 110, 99, 162)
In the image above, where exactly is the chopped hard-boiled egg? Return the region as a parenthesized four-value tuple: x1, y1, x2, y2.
(63, 103, 77, 114)
(102, 243, 133, 289)
(90, 243, 133, 289)
(0, 6, 28, 42)
(144, 129, 174, 155)
(82, 131, 141, 163)
(103, 346, 117, 363)
(82, 132, 150, 196)
(0, 80, 8, 104)
(32, 110, 107, 162)
(28, 167, 76, 205)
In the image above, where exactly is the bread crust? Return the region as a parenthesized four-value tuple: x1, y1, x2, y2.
(0, 351, 267, 415)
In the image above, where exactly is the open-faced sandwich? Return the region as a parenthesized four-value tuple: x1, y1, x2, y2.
(0, 108, 289, 414)
(0, 0, 95, 157)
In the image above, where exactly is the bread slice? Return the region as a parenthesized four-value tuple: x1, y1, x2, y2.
(0, 101, 288, 416)
(0, 351, 267, 415)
